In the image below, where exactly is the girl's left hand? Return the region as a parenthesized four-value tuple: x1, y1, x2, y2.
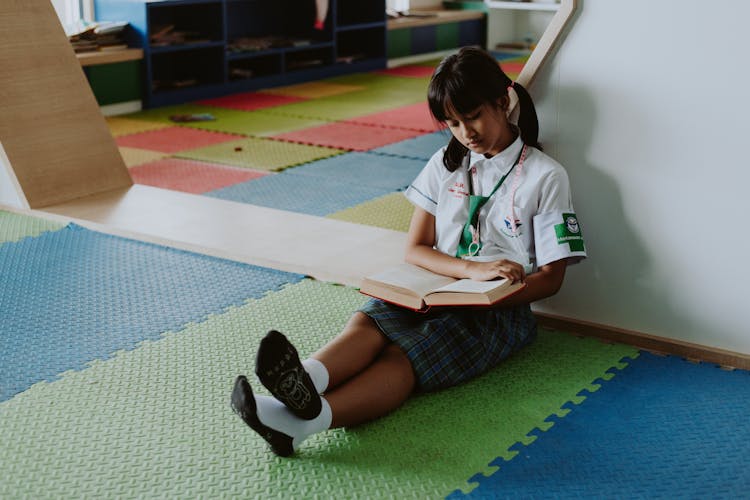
(466, 259, 526, 283)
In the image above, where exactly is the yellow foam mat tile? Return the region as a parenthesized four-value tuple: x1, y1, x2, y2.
(106, 117, 170, 137)
(327, 192, 415, 232)
(119, 147, 168, 167)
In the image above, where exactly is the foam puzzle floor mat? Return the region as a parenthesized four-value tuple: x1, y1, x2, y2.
(271, 121, 426, 152)
(456, 353, 750, 499)
(326, 191, 415, 232)
(107, 55, 528, 232)
(0, 278, 637, 499)
(129, 158, 268, 194)
(0, 223, 303, 402)
(175, 136, 343, 172)
(197, 91, 307, 111)
(284, 151, 426, 191)
(0, 210, 65, 243)
(115, 127, 242, 154)
(206, 168, 395, 216)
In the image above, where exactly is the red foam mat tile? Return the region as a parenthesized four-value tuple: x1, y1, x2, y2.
(115, 127, 242, 154)
(271, 122, 424, 151)
(196, 92, 307, 111)
(346, 102, 445, 132)
(501, 61, 526, 77)
(129, 158, 268, 194)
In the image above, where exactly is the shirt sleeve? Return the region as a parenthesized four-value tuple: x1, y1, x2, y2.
(532, 167, 587, 267)
(404, 149, 445, 216)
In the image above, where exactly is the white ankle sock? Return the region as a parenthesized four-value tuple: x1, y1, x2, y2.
(255, 395, 332, 451)
(301, 358, 329, 393)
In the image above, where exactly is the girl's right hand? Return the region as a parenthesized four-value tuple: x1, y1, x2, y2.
(466, 259, 526, 283)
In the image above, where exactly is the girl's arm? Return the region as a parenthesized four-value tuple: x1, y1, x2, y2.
(404, 206, 568, 305)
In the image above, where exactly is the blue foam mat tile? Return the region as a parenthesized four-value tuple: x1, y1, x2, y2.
(205, 170, 394, 216)
(0, 223, 303, 402)
(287, 151, 426, 191)
(370, 131, 449, 161)
(454, 353, 750, 499)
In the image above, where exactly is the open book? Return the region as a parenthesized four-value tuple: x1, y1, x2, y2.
(359, 263, 526, 311)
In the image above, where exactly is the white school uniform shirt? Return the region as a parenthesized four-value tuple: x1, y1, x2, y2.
(404, 136, 587, 273)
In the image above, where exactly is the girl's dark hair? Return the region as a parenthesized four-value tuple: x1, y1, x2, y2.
(428, 46, 541, 171)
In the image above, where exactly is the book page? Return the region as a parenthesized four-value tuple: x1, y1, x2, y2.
(432, 277, 509, 294)
(367, 263, 456, 297)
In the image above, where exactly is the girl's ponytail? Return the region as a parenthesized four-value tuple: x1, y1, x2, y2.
(510, 81, 541, 151)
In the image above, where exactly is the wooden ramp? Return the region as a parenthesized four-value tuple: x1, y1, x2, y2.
(0, 0, 132, 209)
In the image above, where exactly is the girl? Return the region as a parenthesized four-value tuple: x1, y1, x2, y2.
(231, 46, 586, 457)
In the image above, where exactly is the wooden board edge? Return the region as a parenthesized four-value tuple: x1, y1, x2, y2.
(535, 311, 750, 371)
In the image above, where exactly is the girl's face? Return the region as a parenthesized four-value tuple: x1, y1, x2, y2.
(444, 99, 513, 158)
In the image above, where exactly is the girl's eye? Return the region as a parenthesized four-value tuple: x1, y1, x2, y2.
(448, 121, 460, 128)
(466, 112, 480, 121)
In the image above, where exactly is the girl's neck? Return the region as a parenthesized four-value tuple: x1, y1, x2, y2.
(484, 126, 518, 158)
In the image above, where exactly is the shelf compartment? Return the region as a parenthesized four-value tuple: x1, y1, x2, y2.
(148, 1, 224, 48)
(337, 0, 385, 27)
(336, 26, 386, 63)
(151, 46, 224, 93)
(150, 40, 225, 54)
(226, 0, 331, 43)
(227, 53, 283, 81)
(284, 46, 334, 73)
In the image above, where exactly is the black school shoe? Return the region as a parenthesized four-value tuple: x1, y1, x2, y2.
(255, 330, 322, 420)
(230, 375, 295, 457)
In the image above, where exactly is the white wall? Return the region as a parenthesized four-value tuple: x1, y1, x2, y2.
(529, 0, 750, 354)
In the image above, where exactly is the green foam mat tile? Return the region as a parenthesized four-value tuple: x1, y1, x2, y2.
(260, 81, 365, 99)
(323, 72, 431, 92)
(176, 137, 343, 172)
(178, 109, 329, 137)
(265, 89, 426, 122)
(0, 279, 637, 499)
(0, 210, 65, 244)
(326, 192, 415, 232)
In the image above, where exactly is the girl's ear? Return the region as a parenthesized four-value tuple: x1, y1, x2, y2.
(495, 95, 510, 112)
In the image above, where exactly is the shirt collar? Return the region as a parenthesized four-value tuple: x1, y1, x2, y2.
(468, 133, 525, 175)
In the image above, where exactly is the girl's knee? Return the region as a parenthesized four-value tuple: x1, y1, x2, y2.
(380, 344, 416, 391)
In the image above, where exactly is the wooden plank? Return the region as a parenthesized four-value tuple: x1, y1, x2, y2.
(77, 48, 144, 67)
(0, 0, 132, 209)
(387, 9, 485, 30)
(43, 184, 408, 289)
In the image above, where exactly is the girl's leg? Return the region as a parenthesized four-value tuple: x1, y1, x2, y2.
(232, 343, 415, 455)
(311, 311, 392, 389)
(325, 343, 415, 428)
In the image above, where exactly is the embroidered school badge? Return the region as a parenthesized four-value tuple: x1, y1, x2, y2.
(554, 213, 585, 252)
(501, 216, 523, 237)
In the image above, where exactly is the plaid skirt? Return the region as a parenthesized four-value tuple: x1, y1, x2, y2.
(358, 298, 537, 392)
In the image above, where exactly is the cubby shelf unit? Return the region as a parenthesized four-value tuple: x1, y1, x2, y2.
(94, 0, 387, 108)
